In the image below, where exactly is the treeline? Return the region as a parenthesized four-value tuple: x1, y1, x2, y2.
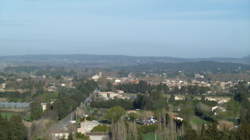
(54, 80, 98, 120)
(91, 92, 167, 111)
(107, 81, 250, 140)
(4, 66, 76, 78)
(187, 81, 250, 140)
(170, 85, 210, 95)
(0, 115, 27, 140)
(30, 80, 98, 120)
(116, 80, 210, 95)
(116, 81, 169, 94)
(91, 99, 133, 110)
(120, 61, 250, 74)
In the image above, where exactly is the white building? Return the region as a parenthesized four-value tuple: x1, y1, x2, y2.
(52, 131, 69, 140)
(77, 121, 99, 134)
(92, 75, 100, 81)
(96, 91, 128, 100)
(0, 83, 6, 89)
(41, 103, 47, 112)
(91, 72, 102, 82)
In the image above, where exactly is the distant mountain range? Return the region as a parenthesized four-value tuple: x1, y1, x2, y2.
(0, 54, 249, 67)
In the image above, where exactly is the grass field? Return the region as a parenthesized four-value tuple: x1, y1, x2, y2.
(143, 133, 159, 140)
(191, 116, 207, 125)
(0, 111, 17, 119)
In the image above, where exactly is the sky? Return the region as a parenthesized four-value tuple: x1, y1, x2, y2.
(0, 0, 249, 58)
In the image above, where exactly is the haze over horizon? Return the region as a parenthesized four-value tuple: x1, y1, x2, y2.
(1, 0, 250, 58)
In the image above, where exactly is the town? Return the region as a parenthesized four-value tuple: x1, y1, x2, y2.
(0, 58, 250, 140)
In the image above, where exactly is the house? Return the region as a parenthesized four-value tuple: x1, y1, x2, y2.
(16, 78, 23, 82)
(91, 72, 102, 82)
(88, 134, 109, 140)
(174, 95, 185, 101)
(41, 103, 47, 112)
(0, 83, 6, 89)
(114, 79, 121, 84)
(136, 116, 158, 125)
(205, 97, 231, 104)
(95, 91, 128, 100)
(51, 130, 69, 140)
(48, 86, 57, 92)
(212, 106, 226, 115)
(77, 120, 99, 134)
(61, 83, 66, 87)
(92, 75, 100, 82)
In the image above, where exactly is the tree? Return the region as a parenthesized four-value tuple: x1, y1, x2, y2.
(232, 81, 249, 103)
(9, 115, 27, 140)
(106, 106, 125, 123)
(184, 127, 197, 140)
(169, 94, 175, 102)
(0, 78, 4, 84)
(0, 115, 27, 140)
(68, 133, 73, 140)
(133, 95, 146, 109)
(30, 102, 43, 120)
(106, 81, 113, 91)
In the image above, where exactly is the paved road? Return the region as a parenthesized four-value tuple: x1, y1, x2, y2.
(48, 111, 75, 132)
(48, 92, 94, 133)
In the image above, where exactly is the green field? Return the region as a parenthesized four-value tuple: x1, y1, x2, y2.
(0, 111, 17, 119)
(191, 116, 207, 125)
(143, 133, 160, 140)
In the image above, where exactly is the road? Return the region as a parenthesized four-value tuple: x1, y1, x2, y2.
(48, 92, 94, 134)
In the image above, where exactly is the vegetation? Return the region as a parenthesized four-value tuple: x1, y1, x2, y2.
(105, 106, 125, 123)
(91, 125, 110, 133)
(0, 115, 27, 140)
(0, 58, 250, 140)
(75, 133, 90, 140)
(91, 99, 133, 110)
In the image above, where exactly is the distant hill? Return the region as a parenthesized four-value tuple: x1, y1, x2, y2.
(118, 61, 250, 74)
(0, 54, 249, 68)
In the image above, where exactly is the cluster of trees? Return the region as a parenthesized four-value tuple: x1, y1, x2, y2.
(91, 92, 167, 111)
(0, 92, 30, 102)
(0, 115, 27, 140)
(0, 77, 4, 84)
(116, 81, 169, 94)
(91, 99, 133, 110)
(133, 92, 167, 110)
(30, 80, 98, 120)
(4, 66, 76, 78)
(170, 85, 210, 95)
(116, 80, 210, 95)
(122, 61, 250, 74)
(106, 106, 249, 140)
(184, 81, 250, 140)
(105, 81, 250, 140)
(54, 80, 98, 120)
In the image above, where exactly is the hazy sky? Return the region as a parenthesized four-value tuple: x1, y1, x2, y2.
(0, 0, 249, 57)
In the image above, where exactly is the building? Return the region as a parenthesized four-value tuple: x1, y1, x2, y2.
(174, 95, 185, 101)
(91, 72, 102, 82)
(0, 102, 30, 110)
(95, 91, 128, 100)
(0, 83, 6, 89)
(51, 130, 69, 140)
(41, 103, 47, 112)
(77, 120, 99, 134)
(205, 97, 231, 104)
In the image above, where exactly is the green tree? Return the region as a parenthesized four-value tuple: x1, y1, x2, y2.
(9, 115, 27, 140)
(106, 106, 125, 123)
(30, 102, 43, 120)
(232, 81, 249, 103)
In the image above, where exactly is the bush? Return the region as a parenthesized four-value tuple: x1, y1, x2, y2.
(139, 124, 158, 134)
(75, 133, 90, 140)
(91, 125, 110, 133)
